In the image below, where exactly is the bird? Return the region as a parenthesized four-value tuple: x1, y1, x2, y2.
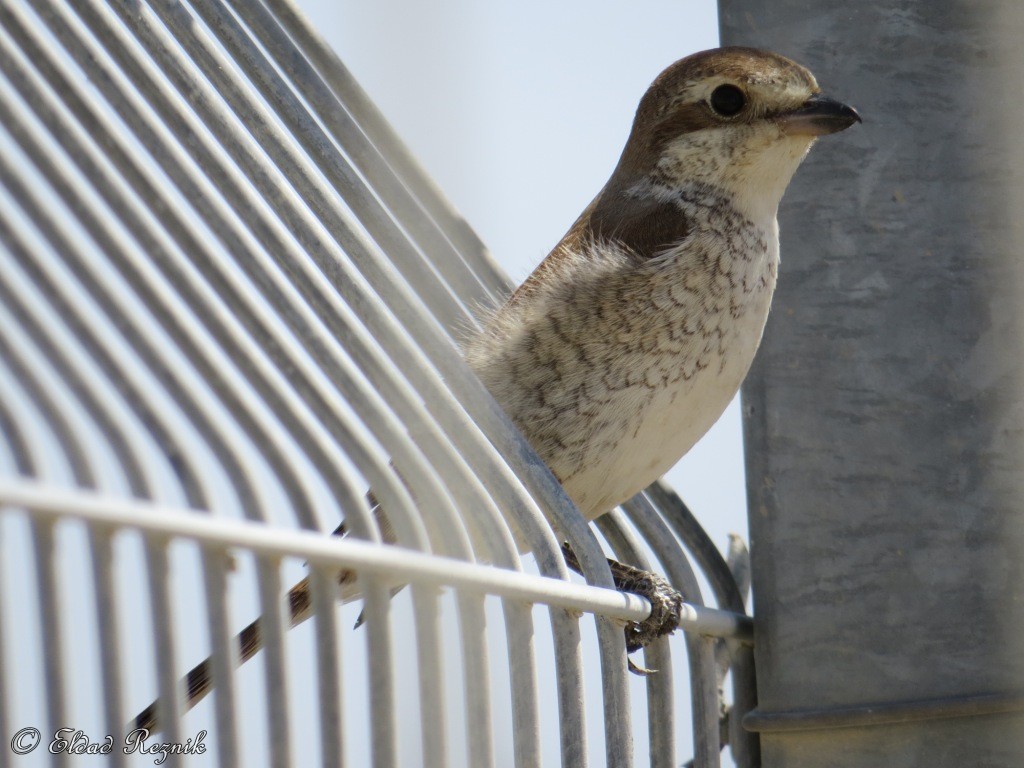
(132, 46, 859, 733)
(464, 46, 859, 518)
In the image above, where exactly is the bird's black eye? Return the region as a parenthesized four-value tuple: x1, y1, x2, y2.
(709, 84, 746, 117)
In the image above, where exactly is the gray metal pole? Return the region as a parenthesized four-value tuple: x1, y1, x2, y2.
(719, 2, 1024, 766)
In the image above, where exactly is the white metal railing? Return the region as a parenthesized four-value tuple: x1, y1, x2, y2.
(0, 1, 756, 766)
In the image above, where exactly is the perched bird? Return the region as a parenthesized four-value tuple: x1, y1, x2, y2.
(133, 46, 859, 732)
(465, 46, 859, 517)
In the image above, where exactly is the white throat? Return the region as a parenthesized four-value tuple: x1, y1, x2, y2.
(659, 128, 816, 224)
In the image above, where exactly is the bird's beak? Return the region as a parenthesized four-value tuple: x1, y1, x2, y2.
(778, 93, 861, 136)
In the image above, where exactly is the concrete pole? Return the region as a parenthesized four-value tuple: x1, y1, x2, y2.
(718, 2, 1024, 766)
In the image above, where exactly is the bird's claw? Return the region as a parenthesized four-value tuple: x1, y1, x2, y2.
(561, 542, 683, 670)
(627, 657, 658, 676)
(611, 558, 683, 658)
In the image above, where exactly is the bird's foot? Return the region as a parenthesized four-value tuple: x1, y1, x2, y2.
(560, 543, 683, 673)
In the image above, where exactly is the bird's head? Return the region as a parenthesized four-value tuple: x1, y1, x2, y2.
(614, 47, 860, 221)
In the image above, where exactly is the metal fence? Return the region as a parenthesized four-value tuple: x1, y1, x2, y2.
(0, 1, 754, 766)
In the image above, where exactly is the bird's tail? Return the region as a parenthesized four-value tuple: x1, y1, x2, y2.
(130, 567, 359, 734)
(131, 500, 397, 735)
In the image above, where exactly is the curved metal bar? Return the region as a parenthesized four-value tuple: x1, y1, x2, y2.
(27, 31, 532, 753)
(12, 0, 379, 539)
(254, 555, 290, 765)
(0, 371, 33, 477)
(73, 15, 499, 760)
(410, 584, 448, 768)
(0, 515, 8, 768)
(643, 482, 760, 768)
(265, 0, 513, 306)
(645, 481, 745, 613)
(199, 545, 240, 768)
(70, 3, 606, 761)
(0, 255, 172, 501)
(622, 496, 721, 768)
(2, 11, 362, 752)
(595, 512, 676, 768)
(88, 528, 132, 768)
(0, 19, 275, 524)
(79, 0, 489, 552)
(308, 564, 343, 768)
(0, 205, 217, 511)
(142, 535, 184, 755)
(31, 519, 72, 768)
(0, 147, 191, 504)
(218, 0, 493, 329)
(0, 147, 182, 761)
(0, 325, 95, 490)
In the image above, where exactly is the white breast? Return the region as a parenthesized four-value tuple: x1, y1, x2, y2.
(559, 225, 778, 516)
(465, 201, 779, 520)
